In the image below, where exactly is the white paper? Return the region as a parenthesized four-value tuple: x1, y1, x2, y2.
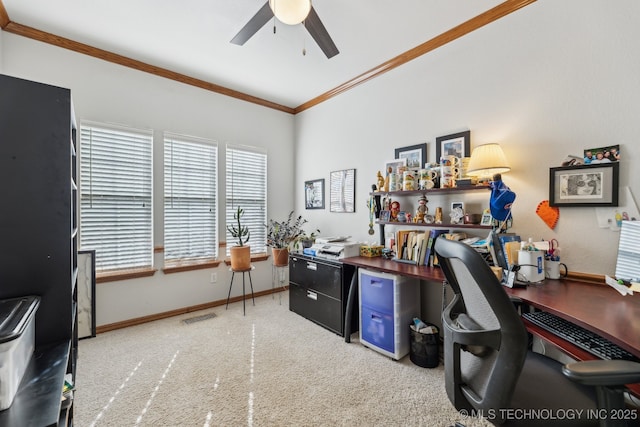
(605, 275, 633, 296)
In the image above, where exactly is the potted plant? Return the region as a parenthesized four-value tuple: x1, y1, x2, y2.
(227, 206, 251, 271)
(266, 211, 309, 266)
(295, 229, 321, 250)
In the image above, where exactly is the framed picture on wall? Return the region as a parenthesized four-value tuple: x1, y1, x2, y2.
(394, 143, 427, 169)
(305, 178, 325, 209)
(436, 130, 470, 163)
(330, 169, 356, 213)
(549, 162, 619, 207)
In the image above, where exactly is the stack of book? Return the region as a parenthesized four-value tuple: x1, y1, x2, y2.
(394, 229, 449, 266)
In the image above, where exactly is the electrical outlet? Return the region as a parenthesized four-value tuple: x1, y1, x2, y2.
(210, 272, 217, 283)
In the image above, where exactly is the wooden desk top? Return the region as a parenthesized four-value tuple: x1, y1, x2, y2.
(341, 256, 444, 281)
(505, 280, 640, 358)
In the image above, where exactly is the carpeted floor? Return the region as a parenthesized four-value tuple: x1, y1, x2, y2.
(75, 292, 492, 427)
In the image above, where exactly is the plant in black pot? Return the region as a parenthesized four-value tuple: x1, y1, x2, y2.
(227, 206, 251, 271)
(265, 211, 311, 266)
(295, 229, 321, 250)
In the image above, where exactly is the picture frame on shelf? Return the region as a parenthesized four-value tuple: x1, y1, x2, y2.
(379, 210, 391, 222)
(384, 158, 407, 176)
(480, 212, 493, 226)
(436, 130, 470, 163)
(584, 144, 620, 164)
(330, 168, 356, 213)
(549, 162, 619, 207)
(394, 143, 427, 169)
(304, 178, 325, 209)
(451, 202, 464, 213)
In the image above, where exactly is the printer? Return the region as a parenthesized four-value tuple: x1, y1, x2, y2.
(303, 236, 361, 260)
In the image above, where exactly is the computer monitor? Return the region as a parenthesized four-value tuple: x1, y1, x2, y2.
(615, 220, 640, 281)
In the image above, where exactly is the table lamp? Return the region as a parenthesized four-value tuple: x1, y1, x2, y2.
(465, 143, 511, 185)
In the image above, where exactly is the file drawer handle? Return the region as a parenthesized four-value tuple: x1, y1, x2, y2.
(306, 262, 317, 271)
(307, 290, 318, 300)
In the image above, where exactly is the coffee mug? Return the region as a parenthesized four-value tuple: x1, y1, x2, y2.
(440, 174, 457, 188)
(418, 169, 437, 190)
(440, 155, 462, 168)
(545, 261, 568, 279)
(419, 179, 435, 190)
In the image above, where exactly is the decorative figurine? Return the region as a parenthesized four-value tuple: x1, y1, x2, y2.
(384, 166, 393, 192)
(376, 171, 385, 192)
(390, 200, 401, 221)
(450, 207, 464, 224)
(435, 206, 443, 224)
(414, 195, 428, 223)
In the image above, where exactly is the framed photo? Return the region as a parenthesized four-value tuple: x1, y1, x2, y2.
(549, 162, 619, 207)
(379, 210, 391, 222)
(584, 144, 620, 164)
(384, 158, 407, 176)
(480, 212, 493, 226)
(394, 143, 427, 169)
(436, 130, 470, 163)
(451, 202, 464, 213)
(305, 178, 325, 209)
(330, 169, 356, 213)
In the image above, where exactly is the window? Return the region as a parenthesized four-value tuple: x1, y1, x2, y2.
(79, 122, 153, 272)
(164, 133, 218, 263)
(225, 145, 267, 255)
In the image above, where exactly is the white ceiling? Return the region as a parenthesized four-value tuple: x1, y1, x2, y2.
(3, 0, 503, 109)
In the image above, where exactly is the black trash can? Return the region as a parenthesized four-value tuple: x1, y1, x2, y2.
(409, 323, 439, 368)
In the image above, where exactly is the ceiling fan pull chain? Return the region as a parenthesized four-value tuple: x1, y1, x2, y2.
(302, 22, 307, 56)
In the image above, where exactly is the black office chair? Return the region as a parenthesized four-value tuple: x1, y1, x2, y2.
(434, 237, 640, 426)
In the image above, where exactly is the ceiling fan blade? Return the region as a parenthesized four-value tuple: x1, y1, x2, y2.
(230, 2, 274, 45)
(304, 7, 339, 59)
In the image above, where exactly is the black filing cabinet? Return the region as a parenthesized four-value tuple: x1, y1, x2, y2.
(289, 252, 357, 336)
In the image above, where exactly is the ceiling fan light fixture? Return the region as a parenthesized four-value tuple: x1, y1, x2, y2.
(269, 0, 312, 25)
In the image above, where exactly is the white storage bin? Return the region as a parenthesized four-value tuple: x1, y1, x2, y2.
(0, 296, 40, 411)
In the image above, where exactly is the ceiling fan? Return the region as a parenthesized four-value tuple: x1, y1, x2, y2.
(231, 0, 339, 59)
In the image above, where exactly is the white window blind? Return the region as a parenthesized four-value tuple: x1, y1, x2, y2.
(226, 145, 267, 255)
(164, 133, 218, 262)
(79, 122, 153, 272)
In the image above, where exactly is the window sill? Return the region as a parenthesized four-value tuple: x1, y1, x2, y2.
(97, 267, 157, 283)
(162, 259, 222, 274)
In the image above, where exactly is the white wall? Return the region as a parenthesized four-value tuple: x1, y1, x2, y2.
(295, 0, 640, 280)
(2, 34, 295, 326)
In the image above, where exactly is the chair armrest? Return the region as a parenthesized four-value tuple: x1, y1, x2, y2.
(562, 360, 640, 387)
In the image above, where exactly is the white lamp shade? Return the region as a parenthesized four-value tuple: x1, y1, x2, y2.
(269, 0, 312, 25)
(466, 143, 511, 177)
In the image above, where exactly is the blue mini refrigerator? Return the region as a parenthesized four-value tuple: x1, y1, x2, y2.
(358, 268, 420, 360)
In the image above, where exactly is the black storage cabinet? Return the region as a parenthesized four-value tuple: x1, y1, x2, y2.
(0, 74, 78, 426)
(289, 252, 357, 336)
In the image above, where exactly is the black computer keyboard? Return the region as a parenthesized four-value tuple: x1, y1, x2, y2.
(522, 311, 640, 362)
